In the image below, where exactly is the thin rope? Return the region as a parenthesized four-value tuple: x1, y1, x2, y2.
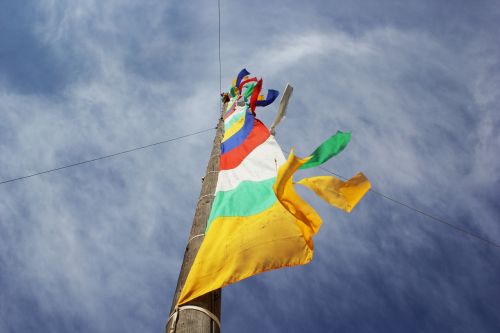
(199, 194, 215, 201)
(0, 127, 215, 186)
(188, 234, 205, 244)
(316, 166, 500, 248)
(217, 0, 222, 105)
(167, 305, 221, 333)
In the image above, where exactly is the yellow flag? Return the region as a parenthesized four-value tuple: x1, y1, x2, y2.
(297, 173, 371, 213)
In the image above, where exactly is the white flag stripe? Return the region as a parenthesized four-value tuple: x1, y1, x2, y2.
(216, 135, 286, 192)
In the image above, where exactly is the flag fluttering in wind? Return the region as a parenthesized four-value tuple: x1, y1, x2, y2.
(177, 69, 371, 305)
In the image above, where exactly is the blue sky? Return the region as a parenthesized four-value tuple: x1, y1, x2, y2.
(1, 0, 499, 332)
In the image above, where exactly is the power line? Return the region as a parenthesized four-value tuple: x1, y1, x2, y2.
(218, 0, 222, 97)
(3, 125, 497, 249)
(317, 166, 500, 248)
(0, 127, 215, 186)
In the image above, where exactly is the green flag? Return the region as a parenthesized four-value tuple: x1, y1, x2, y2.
(299, 131, 351, 169)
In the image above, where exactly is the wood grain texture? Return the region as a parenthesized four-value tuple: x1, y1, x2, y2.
(166, 104, 225, 333)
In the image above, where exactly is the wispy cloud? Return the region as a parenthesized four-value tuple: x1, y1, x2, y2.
(1, 0, 499, 332)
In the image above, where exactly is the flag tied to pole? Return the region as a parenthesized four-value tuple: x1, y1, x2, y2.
(177, 69, 371, 305)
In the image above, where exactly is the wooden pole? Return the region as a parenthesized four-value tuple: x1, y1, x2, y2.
(166, 102, 225, 333)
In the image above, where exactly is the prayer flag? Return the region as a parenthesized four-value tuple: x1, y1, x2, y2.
(176, 70, 371, 305)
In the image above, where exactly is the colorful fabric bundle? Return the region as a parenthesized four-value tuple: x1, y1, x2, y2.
(177, 69, 371, 305)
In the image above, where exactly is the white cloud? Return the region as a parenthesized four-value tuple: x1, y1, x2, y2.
(1, 1, 500, 332)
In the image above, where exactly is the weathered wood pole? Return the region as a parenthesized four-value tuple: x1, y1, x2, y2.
(166, 102, 225, 333)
